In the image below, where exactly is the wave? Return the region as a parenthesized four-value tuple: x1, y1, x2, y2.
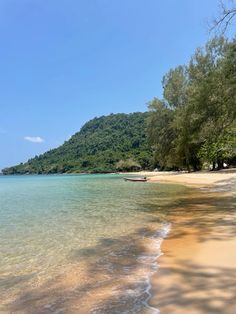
(138, 222, 171, 314)
(91, 222, 171, 314)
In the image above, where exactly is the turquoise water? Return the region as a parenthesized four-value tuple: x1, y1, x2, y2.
(0, 174, 189, 313)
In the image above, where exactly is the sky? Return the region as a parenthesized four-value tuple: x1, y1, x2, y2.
(0, 0, 235, 170)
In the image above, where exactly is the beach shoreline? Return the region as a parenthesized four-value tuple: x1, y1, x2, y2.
(145, 171, 236, 313)
(1, 172, 236, 313)
(123, 168, 236, 188)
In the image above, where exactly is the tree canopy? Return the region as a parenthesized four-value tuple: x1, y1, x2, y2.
(148, 37, 236, 171)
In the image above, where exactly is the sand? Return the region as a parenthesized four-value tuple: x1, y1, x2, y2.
(127, 168, 236, 187)
(144, 170, 236, 314)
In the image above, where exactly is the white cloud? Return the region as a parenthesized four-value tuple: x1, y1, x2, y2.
(24, 136, 45, 143)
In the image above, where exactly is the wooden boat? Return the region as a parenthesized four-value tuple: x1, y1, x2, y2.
(124, 177, 147, 182)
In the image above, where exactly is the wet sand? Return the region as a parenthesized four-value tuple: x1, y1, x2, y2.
(149, 185, 236, 313)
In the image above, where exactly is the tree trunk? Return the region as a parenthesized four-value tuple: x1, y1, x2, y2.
(217, 159, 224, 170)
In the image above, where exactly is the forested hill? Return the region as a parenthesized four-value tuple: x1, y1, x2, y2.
(3, 112, 151, 174)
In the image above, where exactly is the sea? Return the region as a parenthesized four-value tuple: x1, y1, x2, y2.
(0, 174, 190, 313)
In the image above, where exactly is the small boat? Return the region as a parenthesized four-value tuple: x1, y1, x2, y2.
(124, 177, 147, 182)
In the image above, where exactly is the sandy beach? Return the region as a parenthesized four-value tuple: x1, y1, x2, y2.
(128, 168, 236, 187)
(142, 169, 236, 313)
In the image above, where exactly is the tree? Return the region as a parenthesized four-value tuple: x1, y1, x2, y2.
(115, 159, 141, 172)
(147, 37, 236, 171)
(188, 37, 236, 168)
(148, 66, 201, 171)
(162, 66, 188, 108)
(147, 99, 175, 169)
(211, 0, 236, 33)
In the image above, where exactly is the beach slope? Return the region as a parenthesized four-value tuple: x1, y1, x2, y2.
(148, 172, 236, 313)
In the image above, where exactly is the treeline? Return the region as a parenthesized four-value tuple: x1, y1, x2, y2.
(3, 37, 236, 175)
(2, 113, 152, 174)
(147, 37, 236, 171)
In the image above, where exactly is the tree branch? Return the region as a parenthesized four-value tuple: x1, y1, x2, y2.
(210, 0, 236, 33)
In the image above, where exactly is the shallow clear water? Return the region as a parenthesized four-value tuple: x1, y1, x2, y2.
(0, 174, 189, 313)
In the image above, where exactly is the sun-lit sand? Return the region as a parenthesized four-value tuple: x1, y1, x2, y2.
(128, 168, 236, 187)
(144, 170, 236, 314)
(122, 169, 236, 313)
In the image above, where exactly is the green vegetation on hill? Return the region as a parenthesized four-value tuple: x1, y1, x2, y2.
(3, 112, 151, 174)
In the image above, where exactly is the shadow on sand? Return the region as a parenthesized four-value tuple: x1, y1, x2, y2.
(152, 261, 236, 314)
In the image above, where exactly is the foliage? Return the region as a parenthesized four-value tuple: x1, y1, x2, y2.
(3, 112, 151, 174)
(148, 37, 236, 171)
(115, 159, 141, 172)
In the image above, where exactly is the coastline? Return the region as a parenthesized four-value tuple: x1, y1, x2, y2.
(146, 171, 236, 313)
(1, 172, 236, 313)
(124, 168, 236, 187)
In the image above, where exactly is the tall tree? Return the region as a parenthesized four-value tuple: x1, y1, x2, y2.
(147, 98, 175, 169)
(148, 37, 236, 171)
(162, 66, 188, 108)
(189, 37, 236, 168)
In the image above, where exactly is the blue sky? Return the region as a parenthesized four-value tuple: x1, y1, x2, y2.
(0, 0, 233, 169)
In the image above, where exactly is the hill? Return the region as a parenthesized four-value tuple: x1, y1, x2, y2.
(2, 112, 151, 174)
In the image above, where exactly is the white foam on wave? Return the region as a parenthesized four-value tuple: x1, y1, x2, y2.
(110, 222, 171, 314)
(138, 222, 171, 314)
(91, 222, 171, 314)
